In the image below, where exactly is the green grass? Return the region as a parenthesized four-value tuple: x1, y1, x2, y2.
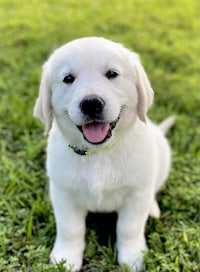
(0, 0, 199, 271)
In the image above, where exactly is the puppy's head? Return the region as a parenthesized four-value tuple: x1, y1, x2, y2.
(34, 37, 154, 146)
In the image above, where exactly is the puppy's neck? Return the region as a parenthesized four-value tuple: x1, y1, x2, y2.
(68, 141, 117, 156)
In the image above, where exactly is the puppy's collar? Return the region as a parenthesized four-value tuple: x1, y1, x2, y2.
(68, 142, 116, 156)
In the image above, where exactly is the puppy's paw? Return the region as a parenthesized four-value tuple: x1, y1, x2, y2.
(50, 246, 83, 271)
(118, 242, 148, 271)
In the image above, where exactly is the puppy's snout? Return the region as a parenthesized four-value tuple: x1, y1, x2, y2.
(80, 96, 105, 118)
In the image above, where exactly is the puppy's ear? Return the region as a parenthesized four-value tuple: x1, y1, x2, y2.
(134, 58, 154, 122)
(34, 63, 52, 135)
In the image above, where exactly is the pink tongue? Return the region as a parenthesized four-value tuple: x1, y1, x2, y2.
(82, 122, 110, 143)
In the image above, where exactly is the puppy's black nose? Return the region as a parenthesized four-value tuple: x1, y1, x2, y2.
(80, 96, 105, 117)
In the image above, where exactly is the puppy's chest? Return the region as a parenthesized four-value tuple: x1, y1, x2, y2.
(54, 156, 132, 211)
(67, 155, 125, 191)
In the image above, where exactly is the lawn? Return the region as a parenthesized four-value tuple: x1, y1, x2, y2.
(0, 0, 199, 271)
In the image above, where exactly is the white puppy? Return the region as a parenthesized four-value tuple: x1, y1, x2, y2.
(34, 37, 174, 271)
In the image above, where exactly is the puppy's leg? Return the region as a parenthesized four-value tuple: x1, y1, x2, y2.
(50, 186, 86, 271)
(149, 198, 160, 218)
(117, 191, 152, 271)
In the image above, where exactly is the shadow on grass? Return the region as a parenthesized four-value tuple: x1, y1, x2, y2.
(86, 212, 117, 246)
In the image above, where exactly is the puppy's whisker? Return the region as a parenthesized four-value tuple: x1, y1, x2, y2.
(57, 111, 70, 123)
(120, 106, 130, 117)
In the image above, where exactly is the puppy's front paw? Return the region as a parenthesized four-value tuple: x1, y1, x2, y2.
(118, 241, 148, 271)
(50, 246, 83, 271)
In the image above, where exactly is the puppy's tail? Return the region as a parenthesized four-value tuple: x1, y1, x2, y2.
(159, 116, 175, 135)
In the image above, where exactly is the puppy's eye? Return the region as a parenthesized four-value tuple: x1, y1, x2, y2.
(105, 70, 119, 79)
(63, 74, 75, 84)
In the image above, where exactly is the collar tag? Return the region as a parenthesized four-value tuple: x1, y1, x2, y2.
(69, 145, 90, 156)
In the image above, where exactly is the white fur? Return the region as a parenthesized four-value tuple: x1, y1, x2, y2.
(34, 37, 173, 271)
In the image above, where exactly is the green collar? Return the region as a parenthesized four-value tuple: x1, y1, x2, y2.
(68, 141, 117, 156)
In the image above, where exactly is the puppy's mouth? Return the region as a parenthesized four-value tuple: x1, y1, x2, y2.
(77, 116, 120, 145)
